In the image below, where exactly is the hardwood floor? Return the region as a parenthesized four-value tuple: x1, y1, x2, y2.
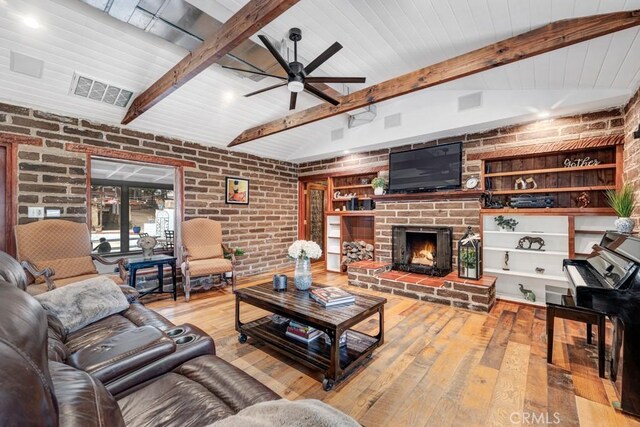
(148, 265, 640, 426)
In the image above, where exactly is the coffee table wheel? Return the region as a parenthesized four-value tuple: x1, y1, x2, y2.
(238, 333, 248, 344)
(322, 377, 334, 391)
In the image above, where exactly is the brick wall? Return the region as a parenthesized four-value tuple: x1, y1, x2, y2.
(299, 108, 626, 266)
(624, 87, 640, 227)
(0, 102, 298, 276)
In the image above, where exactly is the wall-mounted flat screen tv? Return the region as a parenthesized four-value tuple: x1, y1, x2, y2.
(388, 142, 462, 193)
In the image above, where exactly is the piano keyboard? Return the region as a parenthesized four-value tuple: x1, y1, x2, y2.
(565, 265, 588, 288)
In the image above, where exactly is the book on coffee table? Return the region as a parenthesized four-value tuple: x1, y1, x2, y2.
(286, 321, 322, 343)
(310, 287, 355, 307)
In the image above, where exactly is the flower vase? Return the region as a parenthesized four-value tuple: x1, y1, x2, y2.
(294, 257, 312, 291)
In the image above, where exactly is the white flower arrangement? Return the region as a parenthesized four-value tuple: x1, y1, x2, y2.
(288, 240, 322, 260)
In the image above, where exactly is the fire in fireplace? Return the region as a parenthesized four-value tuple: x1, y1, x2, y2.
(392, 226, 453, 276)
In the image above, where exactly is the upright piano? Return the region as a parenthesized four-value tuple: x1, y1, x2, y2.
(563, 231, 640, 417)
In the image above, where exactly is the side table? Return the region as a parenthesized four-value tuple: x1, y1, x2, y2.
(126, 254, 177, 301)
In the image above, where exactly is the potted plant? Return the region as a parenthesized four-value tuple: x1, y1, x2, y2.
(459, 250, 477, 278)
(605, 184, 636, 234)
(494, 215, 518, 232)
(288, 240, 322, 290)
(371, 177, 387, 196)
(223, 248, 245, 278)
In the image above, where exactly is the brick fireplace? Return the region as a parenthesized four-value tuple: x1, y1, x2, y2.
(392, 225, 452, 276)
(347, 196, 496, 312)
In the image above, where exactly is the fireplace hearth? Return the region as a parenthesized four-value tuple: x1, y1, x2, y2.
(392, 226, 453, 276)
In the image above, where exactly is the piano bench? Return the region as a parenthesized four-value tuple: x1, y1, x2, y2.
(546, 303, 606, 378)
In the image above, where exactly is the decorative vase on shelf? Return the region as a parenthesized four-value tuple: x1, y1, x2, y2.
(374, 187, 384, 196)
(615, 217, 635, 234)
(294, 257, 312, 291)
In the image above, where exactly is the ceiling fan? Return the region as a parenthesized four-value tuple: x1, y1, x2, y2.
(222, 28, 366, 110)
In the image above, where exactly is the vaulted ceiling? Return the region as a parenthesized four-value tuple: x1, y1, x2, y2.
(1, 0, 639, 162)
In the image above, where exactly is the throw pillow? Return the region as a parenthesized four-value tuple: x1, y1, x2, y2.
(35, 276, 129, 334)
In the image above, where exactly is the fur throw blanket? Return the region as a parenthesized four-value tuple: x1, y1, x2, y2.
(35, 276, 129, 333)
(210, 399, 360, 427)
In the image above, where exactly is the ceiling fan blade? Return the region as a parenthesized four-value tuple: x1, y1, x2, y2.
(289, 92, 298, 110)
(221, 65, 286, 80)
(258, 35, 291, 74)
(244, 82, 287, 97)
(304, 42, 343, 75)
(305, 76, 366, 84)
(304, 83, 340, 106)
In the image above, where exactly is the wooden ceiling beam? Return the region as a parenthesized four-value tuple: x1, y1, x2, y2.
(122, 0, 300, 125)
(228, 10, 640, 147)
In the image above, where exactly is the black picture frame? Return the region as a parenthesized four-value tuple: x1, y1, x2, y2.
(225, 177, 250, 205)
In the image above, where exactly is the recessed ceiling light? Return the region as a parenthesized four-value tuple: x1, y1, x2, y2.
(222, 90, 235, 103)
(343, 150, 350, 154)
(22, 15, 40, 29)
(537, 111, 550, 119)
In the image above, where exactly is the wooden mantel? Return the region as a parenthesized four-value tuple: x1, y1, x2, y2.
(372, 190, 484, 202)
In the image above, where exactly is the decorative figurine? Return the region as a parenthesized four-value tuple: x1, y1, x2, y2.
(494, 215, 519, 232)
(516, 236, 546, 251)
(535, 267, 545, 274)
(575, 192, 590, 208)
(525, 177, 538, 189)
(502, 251, 510, 271)
(514, 177, 526, 190)
(137, 235, 157, 259)
(518, 284, 536, 302)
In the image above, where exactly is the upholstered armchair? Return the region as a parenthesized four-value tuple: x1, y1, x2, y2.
(15, 219, 126, 295)
(181, 218, 236, 302)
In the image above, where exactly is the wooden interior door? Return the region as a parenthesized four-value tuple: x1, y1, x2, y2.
(305, 182, 327, 261)
(0, 143, 14, 255)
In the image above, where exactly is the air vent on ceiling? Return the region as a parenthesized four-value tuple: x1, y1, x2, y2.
(458, 91, 483, 111)
(69, 73, 134, 108)
(10, 51, 44, 78)
(331, 128, 344, 141)
(384, 113, 402, 129)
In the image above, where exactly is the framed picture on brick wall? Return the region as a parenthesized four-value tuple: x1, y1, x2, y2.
(225, 177, 249, 205)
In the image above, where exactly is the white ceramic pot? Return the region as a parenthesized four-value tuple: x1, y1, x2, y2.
(374, 187, 384, 196)
(615, 217, 635, 234)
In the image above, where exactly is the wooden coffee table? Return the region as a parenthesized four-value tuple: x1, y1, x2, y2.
(235, 282, 386, 391)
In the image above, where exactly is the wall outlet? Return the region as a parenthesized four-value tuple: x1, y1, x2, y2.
(28, 207, 45, 219)
(45, 209, 61, 218)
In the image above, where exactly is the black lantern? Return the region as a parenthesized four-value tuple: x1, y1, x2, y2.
(458, 226, 482, 280)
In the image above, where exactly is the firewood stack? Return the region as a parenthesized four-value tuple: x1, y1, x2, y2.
(341, 240, 374, 268)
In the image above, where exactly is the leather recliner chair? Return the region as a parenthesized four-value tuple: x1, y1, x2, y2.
(0, 280, 280, 426)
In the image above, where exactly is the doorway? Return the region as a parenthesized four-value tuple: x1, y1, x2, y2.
(0, 142, 15, 255)
(304, 181, 328, 261)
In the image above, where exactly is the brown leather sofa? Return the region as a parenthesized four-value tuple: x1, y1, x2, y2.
(0, 254, 280, 426)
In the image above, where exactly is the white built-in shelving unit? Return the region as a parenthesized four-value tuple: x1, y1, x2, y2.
(326, 215, 342, 272)
(483, 215, 568, 306)
(482, 213, 616, 306)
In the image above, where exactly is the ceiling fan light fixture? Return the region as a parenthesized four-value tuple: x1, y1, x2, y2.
(287, 80, 304, 93)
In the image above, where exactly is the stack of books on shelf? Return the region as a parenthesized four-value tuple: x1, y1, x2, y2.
(285, 321, 322, 344)
(310, 287, 355, 307)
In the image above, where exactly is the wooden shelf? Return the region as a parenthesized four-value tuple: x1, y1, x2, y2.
(484, 163, 616, 178)
(239, 316, 378, 372)
(325, 211, 375, 216)
(333, 184, 373, 190)
(481, 208, 615, 215)
(372, 189, 484, 202)
(489, 185, 614, 195)
(575, 229, 607, 235)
